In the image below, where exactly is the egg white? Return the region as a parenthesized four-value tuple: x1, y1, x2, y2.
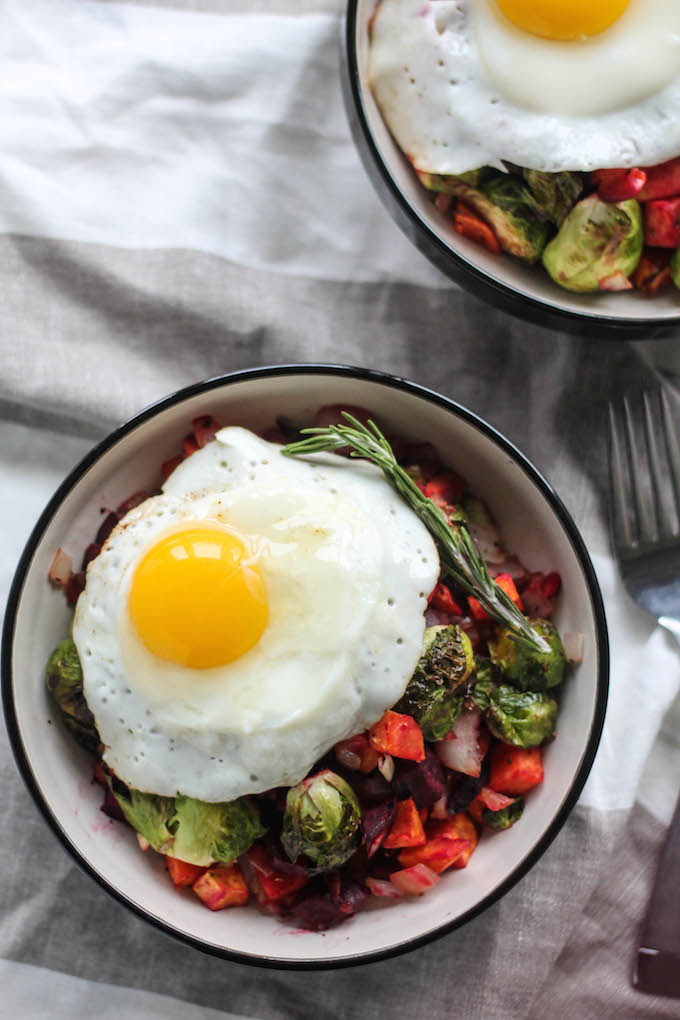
(73, 429, 440, 802)
(369, 0, 680, 173)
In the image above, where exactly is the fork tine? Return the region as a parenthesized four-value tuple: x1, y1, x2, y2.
(660, 391, 680, 519)
(608, 401, 636, 549)
(643, 391, 670, 537)
(624, 395, 657, 543)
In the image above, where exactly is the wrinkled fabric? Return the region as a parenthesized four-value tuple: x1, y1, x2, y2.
(1, 1, 680, 1018)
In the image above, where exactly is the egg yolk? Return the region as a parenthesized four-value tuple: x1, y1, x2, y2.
(496, 0, 631, 40)
(128, 526, 268, 669)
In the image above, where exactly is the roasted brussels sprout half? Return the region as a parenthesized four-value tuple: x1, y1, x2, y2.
(396, 625, 475, 741)
(483, 797, 525, 830)
(282, 770, 361, 872)
(522, 169, 583, 227)
(489, 618, 566, 691)
(486, 685, 558, 747)
(542, 195, 643, 292)
(112, 786, 176, 854)
(468, 657, 496, 712)
(45, 637, 100, 753)
(671, 248, 680, 289)
(417, 168, 493, 192)
(169, 795, 265, 867)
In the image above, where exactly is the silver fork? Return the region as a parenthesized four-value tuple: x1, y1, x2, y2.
(608, 389, 680, 999)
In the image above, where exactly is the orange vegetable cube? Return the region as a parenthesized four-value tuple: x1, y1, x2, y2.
(192, 864, 249, 910)
(397, 836, 470, 874)
(489, 744, 544, 796)
(165, 856, 207, 888)
(369, 710, 425, 762)
(427, 813, 479, 869)
(383, 799, 427, 850)
(469, 573, 524, 621)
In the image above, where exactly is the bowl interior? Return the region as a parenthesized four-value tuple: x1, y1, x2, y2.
(352, 0, 680, 328)
(5, 369, 605, 966)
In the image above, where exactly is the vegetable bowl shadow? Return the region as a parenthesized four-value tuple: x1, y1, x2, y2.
(2, 364, 608, 968)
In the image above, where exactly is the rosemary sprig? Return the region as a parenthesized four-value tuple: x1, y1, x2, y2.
(282, 414, 549, 654)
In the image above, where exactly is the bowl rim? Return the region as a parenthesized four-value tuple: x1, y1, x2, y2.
(342, 0, 680, 341)
(2, 363, 609, 969)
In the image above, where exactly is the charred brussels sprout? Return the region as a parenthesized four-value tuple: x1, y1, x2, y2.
(671, 248, 680, 289)
(417, 168, 493, 192)
(489, 618, 566, 692)
(542, 195, 643, 292)
(45, 637, 100, 753)
(396, 625, 475, 741)
(483, 798, 524, 830)
(486, 685, 558, 747)
(522, 169, 583, 227)
(169, 795, 265, 867)
(282, 770, 361, 871)
(112, 786, 176, 854)
(468, 657, 496, 712)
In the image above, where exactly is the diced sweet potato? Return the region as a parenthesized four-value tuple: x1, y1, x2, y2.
(397, 836, 469, 874)
(383, 799, 427, 850)
(489, 744, 544, 796)
(453, 202, 501, 254)
(161, 455, 183, 481)
(192, 864, 249, 910)
(644, 199, 680, 248)
(468, 573, 523, 621)
(166, 856, 207, 888)
(192, 415, 221, 448)
(369, 710, 425, 762)
(427, 813, 479, 869)
(428, 582, 463, 616)
(632, 249, 672, 295)
(389, 863, 441, 895)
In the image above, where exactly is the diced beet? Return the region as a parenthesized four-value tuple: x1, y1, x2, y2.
(392, 748, 446, 809)
(425, 607, 458, 628)
(314, 404, 373, 429)
(262, 835, 310, 879)
(435, 709, 485, 777)
(338, 769, 393, 804)
(81, 542, 101, 571)
(644, 199, 680, 248)
(337, 879, 370, 916)
(101, 786, 126, 822)
(447, 757, 490, 813)
(638, 157, 680, 201)
(592, 167, 646, 202)
(65, 571, 86, 607)
(262, 426, 288, 444)
(362, 801, 397, 858)
(96, 511, 119, 546)
(285, 877, 368, 931)
(116, 490, 149, 516)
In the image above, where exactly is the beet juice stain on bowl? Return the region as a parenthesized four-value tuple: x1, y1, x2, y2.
(343, 1, 680, 338)
(2, 365, 608, 967)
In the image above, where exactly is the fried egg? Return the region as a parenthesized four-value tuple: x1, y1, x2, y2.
(73, 428, 439, 802)
(369, 0, 680, 173)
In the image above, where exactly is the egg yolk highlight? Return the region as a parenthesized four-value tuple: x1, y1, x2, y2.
(128, 526, 268, 669)
(496, 0, 631, 40)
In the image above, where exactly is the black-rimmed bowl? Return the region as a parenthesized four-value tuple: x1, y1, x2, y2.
(2, 365, 608, 968)
(342, 1, 680, 340)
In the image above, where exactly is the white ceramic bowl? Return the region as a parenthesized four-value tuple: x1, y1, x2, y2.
(342, 1, 680, 339)
(2, 365, 608, 968)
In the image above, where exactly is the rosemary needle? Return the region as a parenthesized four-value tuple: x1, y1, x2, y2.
(282, 414, 549, 654)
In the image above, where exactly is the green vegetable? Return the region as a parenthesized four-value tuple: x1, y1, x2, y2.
(281, 769, 361, 871)
(671, 248, 680, 289)
(113, 787, 176, 854)
(489, 618, 565, 691)
(522, 169, 583, 227)
(468, 657, 496, 712)
(169, 795, 265, 867)
(542, 195, 643, 292)
(282, 417, 549, 655)
(396, 625, 475, 741)
(483, 798, 525, 830)
(486, 684, 558, 747)
(112, 786, 265, 865)
(45, 638, 100, 753)
(417, 168, 493, 191)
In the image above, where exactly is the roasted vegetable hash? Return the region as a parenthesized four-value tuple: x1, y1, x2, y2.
(46, 406, 575, 932)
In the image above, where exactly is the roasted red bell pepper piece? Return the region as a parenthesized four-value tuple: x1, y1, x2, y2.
(638, 157, 680, 201)
(383, 798, 427, 850)
(454, 202, 501, 254)
(427, 812, 479, 869)
(166, 856, 207, 888)
(389, 863, 441, 894)
(591, 167, 647, 201)
(468, 572, 523, 621)
(193, 864, 249, 910)
(428, 582, 463, 616)
(644, 199, 680, 248)
(369, 710, 425, 762)
(489, 744, 544, 796)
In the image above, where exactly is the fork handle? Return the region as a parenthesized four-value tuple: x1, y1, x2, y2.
(633, 789, 680, 997)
